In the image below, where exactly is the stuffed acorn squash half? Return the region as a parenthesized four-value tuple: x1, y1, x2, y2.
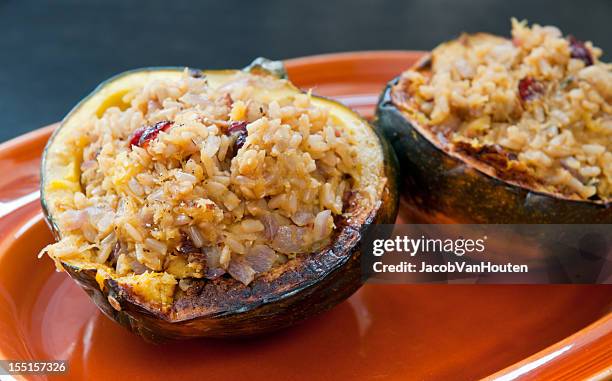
(377, 20, 611, 223)
(40, 58, 398, 341)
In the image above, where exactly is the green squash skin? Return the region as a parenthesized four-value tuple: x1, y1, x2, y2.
(376, 78, 611, 224)
(41, 61, 399, 341)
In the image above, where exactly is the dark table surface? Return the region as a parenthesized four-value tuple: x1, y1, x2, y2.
(0, 0, 610, 143)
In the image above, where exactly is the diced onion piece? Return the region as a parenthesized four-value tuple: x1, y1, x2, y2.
(228, 257, 256, 285)
(246, 245, 277, 273)
(271, 226, 306, 254)
(261, 214, 279, 241)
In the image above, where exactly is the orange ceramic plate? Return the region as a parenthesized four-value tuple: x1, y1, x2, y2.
(0, 52, 610, 381)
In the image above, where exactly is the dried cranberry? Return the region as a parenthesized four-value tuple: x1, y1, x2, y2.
(568, 35, 593, 66)
(129, 120, 174, 148)
(129, 126, 147, 147)
(227, 120, 248, 150)
(228, 120, 248, 134)
(518, 77, 544, 102)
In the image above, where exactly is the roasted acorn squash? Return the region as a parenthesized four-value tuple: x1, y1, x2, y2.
(41, 59, 399, 340)
(376, 52, 610, 223)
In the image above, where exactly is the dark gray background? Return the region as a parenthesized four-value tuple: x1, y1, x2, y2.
(0, 0, 610, 142)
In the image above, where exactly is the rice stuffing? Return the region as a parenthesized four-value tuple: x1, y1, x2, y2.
(41, 69, 361, 285)
(395, 19, 611, 201)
